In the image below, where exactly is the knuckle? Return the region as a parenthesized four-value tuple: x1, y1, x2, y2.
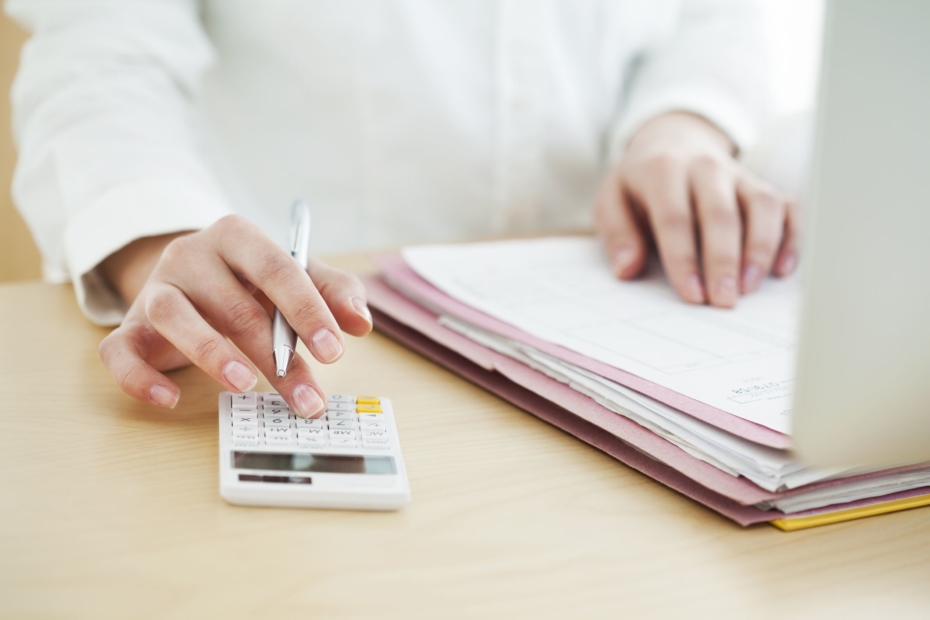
(749, 189, 782, 213)
(257, 251, 297, 286)
(747, 237, 779, 260)
(113, 362, 143, 393)
(316, 270, 363, 300)
(214, 214, 250, 235)
(290, 298, 328, 329)
(159, 236, 192, 267)
(645, 152, 686, 175)
(98, 333, 117, 364)
(702, 205, 740, 229)
(655, 211, 691, 233)
(145, 289, 181, 325)
(706, 249, 740, 272)
(662, 248, 698, 271)
(224, 299, 268, 339)
(692, 152, 726, 171)
(190, 335, 222, 363)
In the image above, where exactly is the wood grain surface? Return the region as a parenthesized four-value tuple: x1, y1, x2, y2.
(1, 253, 928, 619)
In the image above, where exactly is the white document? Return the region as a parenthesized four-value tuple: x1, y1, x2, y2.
(439, 314, 848, 492)
(403, 237, 800, 434)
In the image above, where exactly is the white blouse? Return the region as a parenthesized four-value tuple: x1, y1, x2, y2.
(7, 0, 771, 325)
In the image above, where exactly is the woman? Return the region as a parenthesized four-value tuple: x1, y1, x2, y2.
(7, 0, 797, 418)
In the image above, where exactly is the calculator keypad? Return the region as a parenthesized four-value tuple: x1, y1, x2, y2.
(227, 393, 391, 451)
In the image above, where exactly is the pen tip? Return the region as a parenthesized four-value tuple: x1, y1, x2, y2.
(273, 346, 294, 379)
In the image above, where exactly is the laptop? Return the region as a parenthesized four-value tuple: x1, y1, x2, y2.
(792, 0, 930, 467)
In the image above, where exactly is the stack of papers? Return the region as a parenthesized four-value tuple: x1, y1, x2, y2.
(365, 237, 930, 529)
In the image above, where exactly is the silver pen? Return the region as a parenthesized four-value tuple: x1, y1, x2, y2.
(272, 200, 312, 377)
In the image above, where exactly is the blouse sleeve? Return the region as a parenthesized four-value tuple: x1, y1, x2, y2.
(6, 0, 232, 325)
(610, 0, 772, 159)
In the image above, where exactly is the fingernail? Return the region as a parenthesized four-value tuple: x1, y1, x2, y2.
(352, 296, 372, 326)
(293, 384, 325, 419)
(684, 274, 706, 304)
(311, 328, 343, 363)
(150, 385, 179, 409)
(714, 276, 739, 307)
(612, 247, 636, 277)
(223, 360, 258, 393)
(741, 264, 763, 293)
(780, 252, 797, 275)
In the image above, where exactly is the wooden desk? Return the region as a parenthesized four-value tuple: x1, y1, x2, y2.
(2, 254, 929, 619)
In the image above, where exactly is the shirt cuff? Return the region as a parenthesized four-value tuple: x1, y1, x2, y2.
(64, 182, 232, 326)
(609, 83, 763, 162)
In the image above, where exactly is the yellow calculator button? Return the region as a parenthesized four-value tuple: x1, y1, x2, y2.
(356, 404, 382, 414)
(356, 396, 380, 405)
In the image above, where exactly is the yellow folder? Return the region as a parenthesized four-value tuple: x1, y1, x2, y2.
(770, 493, 930, 531)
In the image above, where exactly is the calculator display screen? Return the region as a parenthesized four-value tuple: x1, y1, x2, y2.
(232, 452, 396, 475)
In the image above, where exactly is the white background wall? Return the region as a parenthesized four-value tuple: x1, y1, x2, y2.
(760, 0, 826, 117)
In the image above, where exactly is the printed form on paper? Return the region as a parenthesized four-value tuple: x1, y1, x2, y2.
(402, 237, 799, 435)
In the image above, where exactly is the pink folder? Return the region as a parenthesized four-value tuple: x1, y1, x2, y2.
(364, 271, 930, 526)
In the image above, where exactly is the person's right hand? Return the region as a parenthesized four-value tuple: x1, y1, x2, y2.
(98, 215, 373, 418)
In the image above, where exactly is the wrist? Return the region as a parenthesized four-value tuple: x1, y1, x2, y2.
(627, 111, 736, 156)
(100, 231, 193, 305)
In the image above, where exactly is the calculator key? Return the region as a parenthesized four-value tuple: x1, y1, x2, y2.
(264, 427, 293, 439)
(362, 430, 388, 440)
(356, 404, 382, 414)
(262, 408, 292, 418)
(358, 413, 383, 423)
(231, 393, 258, 409)
(326, 410, 356, 422)
(356, 396, 380, 405)
(298, 438, 326, 449)
(331, 438, 357, 447)
(232, 428, 260, 439)
(263, 416, 291, 428)
(359, 420, 385, 430)
(328, 419, 358, 430)
(328, 394, 356, 404)
(232, 414, 259, 427)
(295, 418, 324, 429)
(297, 428, 327, 439)
(363, 441, 390, 450)
(233, 437, 261, 447)
(266, 437, 297, 447)
(327, 402, 354, 412)
(330, 429, 357, 440)
(262, 398, 289, 409)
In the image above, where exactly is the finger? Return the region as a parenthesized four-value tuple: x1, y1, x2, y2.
(774, 198, 801, 277)
(691, 159, 742, 308)
(595, 172, 648, 279)
(183, 266, 329, 419)
(209, 216, 344, 364)
(737, 176, 787, 293)
(308, 258, 372, 336)
(143, 281, 259, 393)
(99, 325, 180, 408)
(631, 157, 706, 304)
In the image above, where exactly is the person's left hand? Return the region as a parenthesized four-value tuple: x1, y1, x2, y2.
(595, 112, 800, 308)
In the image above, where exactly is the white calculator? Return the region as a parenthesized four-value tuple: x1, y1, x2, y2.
(219, 391, 411, 510)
